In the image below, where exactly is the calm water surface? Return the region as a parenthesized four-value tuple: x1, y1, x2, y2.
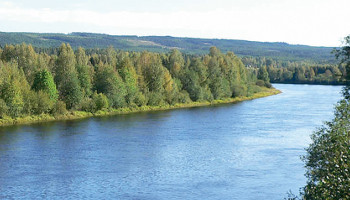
(0, 84, 343, 199)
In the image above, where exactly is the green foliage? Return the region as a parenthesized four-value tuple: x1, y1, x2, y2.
(208, 56, 227, 99)
(0, 32, 335, 62)
(79, 97, 95, 112)
(134, 92, 147, 107)
(25, 90, 55, 115)
(52, 100, 67, 115)
(76, 64, 93, 97)
(94, 63, 126, 108)
(0, 63, 28, 118)
(167, 49, 185, 77)
(247, 84, 262, 96)
(60, 72, 83, 109)
(118, 58, 139, 105)
(302, 97, 350, 199)
(147, 92, 165, 106)
(32, 69, 58, 101)
(55, 43, 83, 109)
(256, 80, 265, 87)
(243, 57, 346, 85)
(142, 54, 165, 93)
(257, 66, 270, 87)
(75, 47, 89, 66)
(232, 84, 248, 97)
(93, 92, 109, 111)
(335, 35, 350, 83)
(0, 98, 8, 118)
(79, 93, 109, 113)
(299, 36, 350, 199)
(55, 43, 77, 85)
(0, 43, 271, 121)
(0, 79, 24, 117)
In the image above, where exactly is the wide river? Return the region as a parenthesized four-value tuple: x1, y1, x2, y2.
(0, 84, 343, 199)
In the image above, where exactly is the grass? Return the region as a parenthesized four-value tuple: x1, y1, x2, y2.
(0, 88, 281, 127)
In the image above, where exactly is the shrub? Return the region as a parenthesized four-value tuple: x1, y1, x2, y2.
(232, 84, 248, 97)
(79, 97, 95, 112)
(247, 84, 262, 96)
(52, 100, 67, 115)
(265, 82, 272, 88)
(256, 80, 265, 87)
(177, 90, 192, 104)
(134, 93, 147, 107)
(34, 91, 54, 114)
(93, 93, 109, 111)
(0, 99, 8, 118)
(147, 92, 164, 106)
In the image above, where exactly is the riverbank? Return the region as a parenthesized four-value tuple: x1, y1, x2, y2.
(0, 88, 281, 127)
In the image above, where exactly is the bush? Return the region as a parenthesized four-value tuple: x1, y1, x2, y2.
(93, 93, 109, 111)
(52, 100, 67, 115)
(256, 80, 265, 87)
(232, 84, 248, 97)
(147, 92, 165, 106)
(265, 82, 272, 88)
(177, 90, 192, 103)
(247, 84, 262, 96)
(134, 93, 147, 107)
(79, 97, 95, 112)
(34, 91, 54, 114)
(0, 99, 8, 118)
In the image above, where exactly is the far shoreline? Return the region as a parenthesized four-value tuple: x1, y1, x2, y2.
(0, 88, 281, 128)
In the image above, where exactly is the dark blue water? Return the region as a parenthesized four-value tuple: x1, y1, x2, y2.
(0, 84, 343, 199)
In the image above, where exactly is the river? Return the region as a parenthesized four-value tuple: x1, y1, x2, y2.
(0, 84, 343, 199)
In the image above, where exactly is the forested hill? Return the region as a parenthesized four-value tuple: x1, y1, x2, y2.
(0, 32, 335, 62)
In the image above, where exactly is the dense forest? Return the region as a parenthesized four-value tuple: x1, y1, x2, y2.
(1, 32, 343, 86)
(242, 57, 346, 85)
(0, 32, 334, 62)
(0, 43, 271, 120)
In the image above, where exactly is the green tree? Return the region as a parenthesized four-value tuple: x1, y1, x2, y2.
(16, 43, 38, 84)
(54, 43, 82, 109)
(118, 57, 140, 105)
(0, 45, 16, 62)
(0, 63, 25, 117)
(93, 92, 109, 111)
(32, 69, 58, 101)
(0, 98, 8, 118)
(76, 64, 93, 97)
(207, 54, 230, 99)
(94, 63, 126, 108)
(75, 47, 93, 97)
(257, 66, 270, 84)
(167, 49, 184, 78)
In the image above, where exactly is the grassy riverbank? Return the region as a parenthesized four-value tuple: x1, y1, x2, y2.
(0, 88, 281, 127)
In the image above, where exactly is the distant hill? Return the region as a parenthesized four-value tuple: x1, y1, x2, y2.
(0, 32, 335, 62)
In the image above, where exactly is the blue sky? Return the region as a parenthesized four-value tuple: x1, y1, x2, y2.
(0, 0, 349, 47)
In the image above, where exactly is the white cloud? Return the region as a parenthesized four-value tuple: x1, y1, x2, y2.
(0, 0, 349, 46)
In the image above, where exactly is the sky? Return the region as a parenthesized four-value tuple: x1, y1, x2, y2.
(0, 0, 349, 47)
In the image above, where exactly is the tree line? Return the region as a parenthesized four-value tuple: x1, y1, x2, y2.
(0, 43, 269, 118)
(0, 32, 335, 62)
(242, 57, 346, 85)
